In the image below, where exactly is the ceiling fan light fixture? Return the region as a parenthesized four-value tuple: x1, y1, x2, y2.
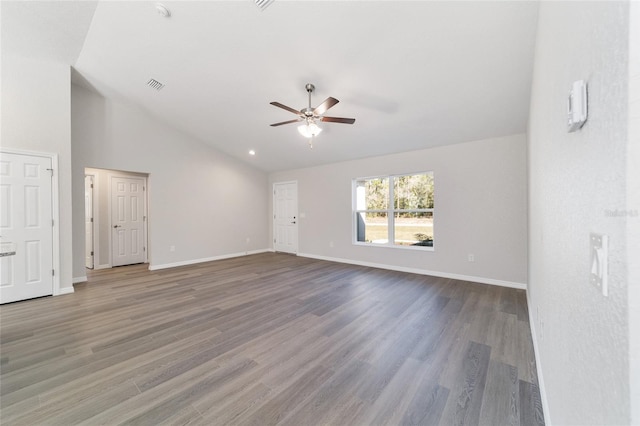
(269, 83, 354, 141)
(298, 121, 322, 138)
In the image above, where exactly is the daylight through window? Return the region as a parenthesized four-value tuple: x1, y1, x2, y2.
(354, 173, 434, 249)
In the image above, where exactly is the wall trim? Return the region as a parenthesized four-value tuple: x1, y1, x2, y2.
(526, 290, 552, 426)
(297, 252, 527, 290)
(55, 286, 75, 296)
(149, 249, 270, 271)
(72, 276, 87, 284)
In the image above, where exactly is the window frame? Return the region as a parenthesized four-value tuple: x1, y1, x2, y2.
(352, 172, 434, 251)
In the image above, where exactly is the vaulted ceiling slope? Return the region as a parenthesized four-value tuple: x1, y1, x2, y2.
(3, 1, 539, 172)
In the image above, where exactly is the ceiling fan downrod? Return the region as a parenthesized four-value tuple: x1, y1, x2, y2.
(305, 83, 315, 116)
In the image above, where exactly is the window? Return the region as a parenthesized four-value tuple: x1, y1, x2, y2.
(354, 172, 434, 249)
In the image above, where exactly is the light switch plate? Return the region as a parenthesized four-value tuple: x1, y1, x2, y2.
(590, 233, 608, 296)
(568, 80, 588, 132)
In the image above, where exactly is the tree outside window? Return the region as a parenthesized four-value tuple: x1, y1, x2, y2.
(354, 173, 434, 248)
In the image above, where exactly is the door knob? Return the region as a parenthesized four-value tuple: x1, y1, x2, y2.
(291, 221, 296, 224)
(113, 225, 121, 228)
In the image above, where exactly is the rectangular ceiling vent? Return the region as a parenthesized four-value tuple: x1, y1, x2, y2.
(254, 0, 274, 11)
(146, 78, 165, 91)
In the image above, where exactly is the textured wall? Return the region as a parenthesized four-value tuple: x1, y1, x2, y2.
(269, 134, 528, 287)
(628, 2, 640, 424)
(528, 1, 630, 424)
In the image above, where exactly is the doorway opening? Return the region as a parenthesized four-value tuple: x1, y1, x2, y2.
(84, 168, 149, 270)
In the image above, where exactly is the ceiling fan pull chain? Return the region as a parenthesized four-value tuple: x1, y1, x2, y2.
(309, 136, 314, 149)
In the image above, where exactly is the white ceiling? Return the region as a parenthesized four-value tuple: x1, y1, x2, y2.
(2, 1, 539, 172)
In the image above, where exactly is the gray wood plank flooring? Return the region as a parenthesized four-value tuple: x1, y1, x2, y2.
(0, 253, 544, 425)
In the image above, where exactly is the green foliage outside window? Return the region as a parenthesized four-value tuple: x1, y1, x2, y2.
(355, 172, 434, 248)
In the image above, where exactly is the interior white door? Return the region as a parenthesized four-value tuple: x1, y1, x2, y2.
(273, 182, 298, 254)
(0, 152, 54, 304)
(85, 175, 94, 269)
(111, 176, 146, 267)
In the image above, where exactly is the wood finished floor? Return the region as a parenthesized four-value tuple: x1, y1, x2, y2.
(0, 253, 544, 426)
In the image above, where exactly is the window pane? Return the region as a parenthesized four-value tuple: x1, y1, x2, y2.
(393, 211, 433, 247)
(355, 212, 388, 244)
(393, 173, 434, 210)
(356, 178, 389, 210)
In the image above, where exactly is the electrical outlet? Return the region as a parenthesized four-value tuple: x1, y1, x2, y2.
(246, 237, 250, 244)
(170, 245, 175, 252)
(329, 241, 334, 248)
(468, 254, 475, 262)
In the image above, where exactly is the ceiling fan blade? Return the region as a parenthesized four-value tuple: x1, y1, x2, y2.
(270, 119, 302, 127)
(320, 116, 356, 124)
(270, 102, 302, 116)
(313, 97, 339, 116)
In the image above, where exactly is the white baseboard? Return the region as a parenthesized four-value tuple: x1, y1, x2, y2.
(526, 290, 551, 426)
(149, 249, 270, 271)
(72, 276, 87, 284)
(296, 252, 527, 290)
(94, 264, 111, 270)
(55, 286, 75, 296)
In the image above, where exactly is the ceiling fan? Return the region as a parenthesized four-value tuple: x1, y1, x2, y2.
(270, 84, 355, 147)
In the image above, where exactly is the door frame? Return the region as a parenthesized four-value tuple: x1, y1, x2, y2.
(0, 148, 62, 296)
(108, 173, 148, 267)
(272, 180, 298, 254)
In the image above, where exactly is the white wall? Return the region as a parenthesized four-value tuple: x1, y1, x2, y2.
(1, 55, 74, 294)
(628, 2, 640, 424)
(528, 1, 631, 424)
(269, 134, 528, 287)
(71, 84, 269, 279)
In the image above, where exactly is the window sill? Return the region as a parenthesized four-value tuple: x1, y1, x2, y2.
(353, 242, 435, 252)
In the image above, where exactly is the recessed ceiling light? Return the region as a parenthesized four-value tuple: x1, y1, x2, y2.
(155, 3, 171, 18)
(249, 150, 256, 156)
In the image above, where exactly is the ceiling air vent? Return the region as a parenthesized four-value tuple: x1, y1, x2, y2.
(146, 78, 165, 91)
(254, 0, 274, 11)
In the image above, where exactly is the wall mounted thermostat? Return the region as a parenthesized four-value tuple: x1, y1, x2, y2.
(567, 80, 588, 132)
